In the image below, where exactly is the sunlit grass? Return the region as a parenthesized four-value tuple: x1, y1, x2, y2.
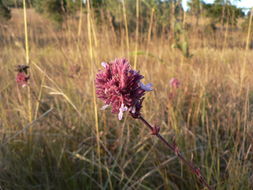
(0, 8, 252, 190)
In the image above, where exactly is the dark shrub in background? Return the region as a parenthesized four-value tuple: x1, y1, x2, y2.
(0, 0, 11, 21)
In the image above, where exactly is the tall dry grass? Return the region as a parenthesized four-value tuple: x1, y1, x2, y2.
(0, 7, 252, 190)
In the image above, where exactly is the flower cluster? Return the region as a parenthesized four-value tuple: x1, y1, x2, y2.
(16, 65, 30, 87)
(95, 58, 152, 120)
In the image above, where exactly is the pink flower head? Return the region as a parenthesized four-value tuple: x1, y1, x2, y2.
(95, 58, 152, 120)
(16, 65, 30, 87)
(16, 72, 30, 87)
(169, 78, 180, 88)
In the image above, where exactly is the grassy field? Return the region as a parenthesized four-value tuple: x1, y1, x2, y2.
(0, 7, 253, 190)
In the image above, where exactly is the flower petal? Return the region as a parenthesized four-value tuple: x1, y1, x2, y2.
(101, 62, 108, 68)
(118, 103, 128, 120)
(118, 110, 123, 120)
(140, 82, 153, 91)
(101, 104, 110, 110)
(130, 106, 136, 114)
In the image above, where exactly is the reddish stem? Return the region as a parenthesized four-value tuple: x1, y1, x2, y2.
(138, 116, 212, 190)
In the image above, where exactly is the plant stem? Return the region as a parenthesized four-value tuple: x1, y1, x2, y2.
(134, 0, 139, 70)
(122, 0, 129, 59)
(138, 116, 212, 190)
(23, 0, 32, 125)
(87, 0, 102, 185)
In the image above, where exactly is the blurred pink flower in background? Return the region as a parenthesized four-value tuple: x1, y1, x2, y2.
(169, 78, 180, 88)
(16, 65, 30, 87)
(95, 58, 152, 120)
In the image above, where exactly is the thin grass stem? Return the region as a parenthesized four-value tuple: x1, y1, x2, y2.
(23, 0, 32, 124)
(122, 0, 129, 59)
(134, 0, 139, 70)
(87, 0, 102, 184)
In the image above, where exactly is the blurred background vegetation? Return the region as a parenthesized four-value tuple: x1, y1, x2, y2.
(0, 0, 248, 26)
(1, 0, 251, 55)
